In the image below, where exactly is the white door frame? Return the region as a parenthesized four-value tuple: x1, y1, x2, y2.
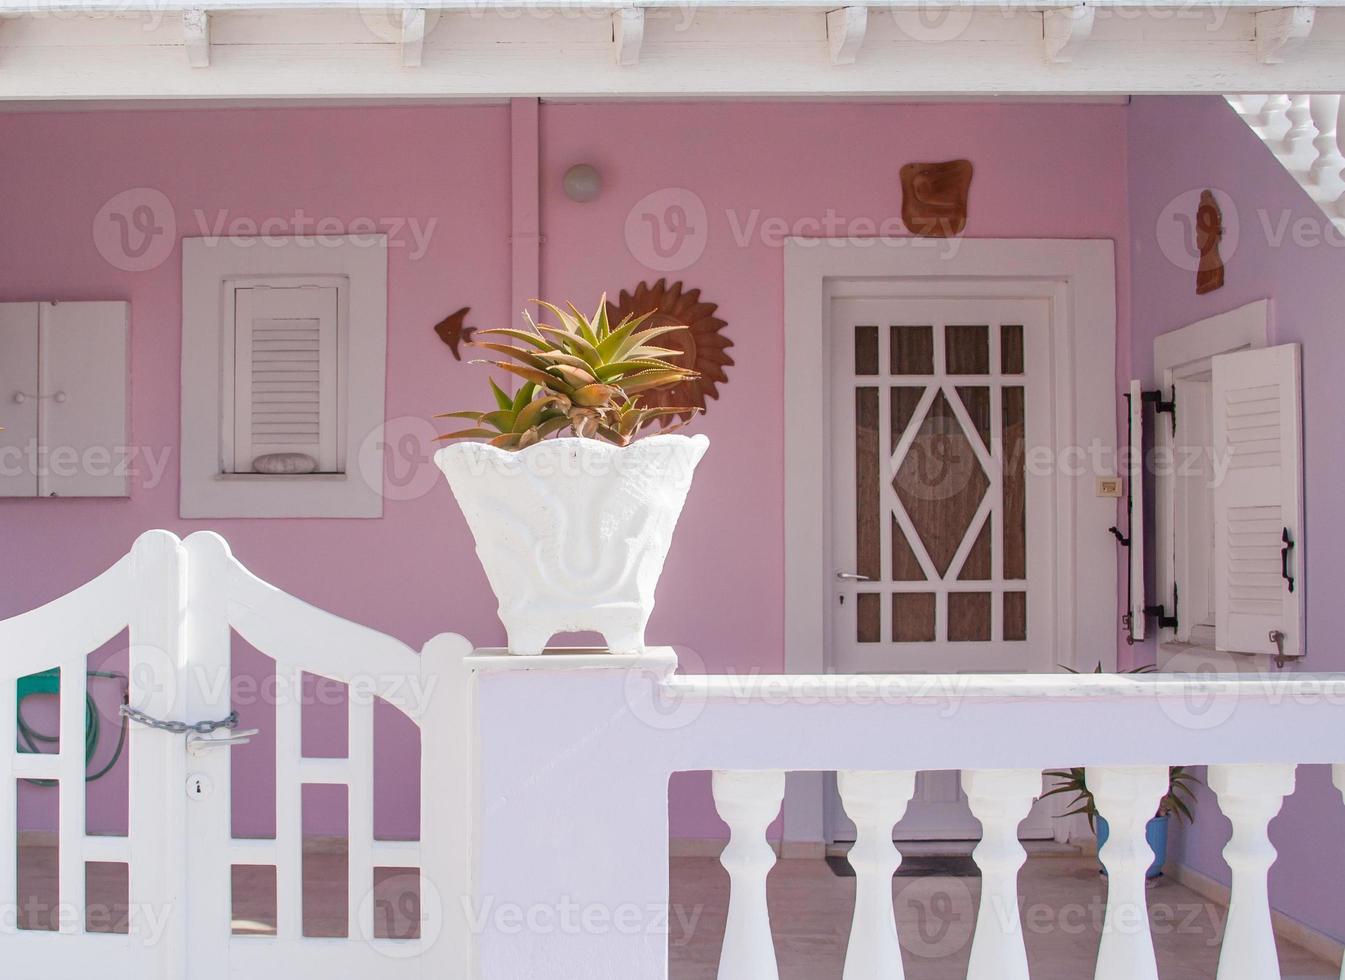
(781, 238, 1119, 846)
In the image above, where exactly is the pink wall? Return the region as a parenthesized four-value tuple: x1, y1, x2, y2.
(0, 101, 1130, 840)
(1126, 95, 1345, 943)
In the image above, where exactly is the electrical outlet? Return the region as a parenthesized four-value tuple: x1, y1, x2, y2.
(1096, 477, 1123, 498)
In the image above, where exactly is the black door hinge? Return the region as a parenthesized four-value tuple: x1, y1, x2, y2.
(1142, 389, 1176, 417)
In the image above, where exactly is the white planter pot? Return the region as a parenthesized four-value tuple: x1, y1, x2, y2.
(435, 433, 709, 655)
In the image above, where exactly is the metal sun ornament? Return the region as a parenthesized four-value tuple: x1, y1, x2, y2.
(605, 279, 733, 424)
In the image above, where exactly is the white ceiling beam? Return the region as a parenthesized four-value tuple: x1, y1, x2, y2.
(826, 7, 868, 66)
(612, 7, 644, 67)
(401, 8, 428, 67)
(1043, 5, 1095, 63)
(183, 9, 210, 68)
(1255, 7, 1316, 63)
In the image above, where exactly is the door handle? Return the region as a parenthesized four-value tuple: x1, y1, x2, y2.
(835, 571, 873, 582)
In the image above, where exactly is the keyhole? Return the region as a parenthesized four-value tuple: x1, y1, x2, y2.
(194, 779, 203, 795)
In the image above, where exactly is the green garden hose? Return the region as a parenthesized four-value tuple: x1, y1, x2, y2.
(16, 669, 130, 786)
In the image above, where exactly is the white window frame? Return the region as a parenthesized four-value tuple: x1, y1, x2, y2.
(1152, 299, 1271, 671)
(181, 236, 387, 519)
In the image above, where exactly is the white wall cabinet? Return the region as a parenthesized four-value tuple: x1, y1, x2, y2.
(0, 301, 129, 498)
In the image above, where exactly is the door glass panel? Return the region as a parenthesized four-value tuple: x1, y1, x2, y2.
(948, 592, 992, 641)
(1003, 385, 1027, 580)
(956, 386, 991, 449)
(855, 325, 879, 376)
(893, 593, 936, 642)
(891, 325, 933, 375)
(890, 387, 924, 452)
(945, 324, 989, 374)
(1001, 324, 1024, 374)
(856, 593, 881, 643)
(957, 519, 992, 581)
(1004, 591, 1027, 641)
(891, 515, 924, 581)
(855, 387, 880, 580)
(892, 390, 989, 577)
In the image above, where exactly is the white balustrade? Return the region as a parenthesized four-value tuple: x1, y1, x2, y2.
(837, 770, 916, 980)
(1308, 95, 1343, 189)
(1284, 94, 1315, 156)
(1210, 764, 1297, 980)
(1227, 92, 1345, 229)
(963, 768, 1041, 980)
(1089, 765, 1169, 980)
(714, 769, 786, 980)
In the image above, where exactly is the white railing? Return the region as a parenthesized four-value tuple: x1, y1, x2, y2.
(466, 652, 1345, 980)
(1228, 94, 1345, 230)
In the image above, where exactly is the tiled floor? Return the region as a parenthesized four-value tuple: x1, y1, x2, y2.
(15, 839, 1341, 977)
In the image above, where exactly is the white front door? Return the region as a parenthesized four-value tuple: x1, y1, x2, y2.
(826, 293, 1058, 841)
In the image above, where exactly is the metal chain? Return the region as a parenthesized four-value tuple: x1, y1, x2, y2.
(119, 704, 239, 736)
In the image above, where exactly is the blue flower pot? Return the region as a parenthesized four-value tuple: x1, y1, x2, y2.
(1095, 814, 1169, 878)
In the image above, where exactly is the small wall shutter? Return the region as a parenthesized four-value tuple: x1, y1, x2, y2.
(1212, 343, 1303, 658)
(1127, 379, 1146, 641)
(231, 285, 340, 473)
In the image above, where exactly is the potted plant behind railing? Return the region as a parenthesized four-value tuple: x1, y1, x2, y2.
(433, 297, 709, 656)
(1043, 665, 1201, 878)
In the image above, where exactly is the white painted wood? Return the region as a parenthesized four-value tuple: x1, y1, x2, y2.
(1309, 94, 1344, 191)
(1212, 344, 1304, 659)
(183, 9, 211, 67)
(963, 769, 1040, 980)
(713, 770, 785, 980)
(6, 7, 1345, 100)
(1208, 763, 1296, 980)
(612, 7, 645, 66)
(783, 239, 1116, 846)
(127, 530, 190, 980)
(1089, 765, 1169, 980)
(1152, 301, 1269, 664)
(837, 770, 915, 980)
(1284, 94, 1316, 156)
(0, 302, 40, 498)
(827, 6, 868, 65)
(1043, 5, 1095, 63)
(230, 284, 340, 474)
(35, 302, 130, 498)
(1255, 7, 1316, 63)
(181, 236, 386, 518)
(1128, 378, 1146, 643)
(400, 7, 427, 67)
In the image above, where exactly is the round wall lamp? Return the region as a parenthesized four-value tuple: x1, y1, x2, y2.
(562, 164, 603, 203)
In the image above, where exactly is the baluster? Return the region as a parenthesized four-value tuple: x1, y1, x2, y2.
(1284, 95, 1316, 158)
(1309, 95, 1344, 189)
(713, 770, 786, 980)
(1088, 766, 1168, 980)
(1210, 764, 1296, 980)
(1334, 98, 1345, 219)
(837, 770, 917, 980)
(963, 769, 1040, 980)
(1259, 94, 1292, 136)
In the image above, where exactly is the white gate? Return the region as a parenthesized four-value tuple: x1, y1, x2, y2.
(0, 530, 471, 980)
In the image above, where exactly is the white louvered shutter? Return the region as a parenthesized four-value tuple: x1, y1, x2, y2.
(231, 285, 340, 473)
(1212, 343, 1303, 658)
(1127, 379, 1146, 641)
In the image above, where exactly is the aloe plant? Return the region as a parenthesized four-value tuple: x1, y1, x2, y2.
(436, 296, 699, 449)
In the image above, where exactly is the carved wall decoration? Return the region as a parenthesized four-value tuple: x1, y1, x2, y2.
(900, 159, 974, 238)
(434, 306, 477, 359)
(606, 279, 733, 423)
(1195, 189, 1226, 295)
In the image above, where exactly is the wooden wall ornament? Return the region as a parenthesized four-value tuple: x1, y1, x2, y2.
(605, 279, 733, 423)
(434, 306, 477, 359)
(900, 159, 973, 238)
(1196, 190, 1226, 295)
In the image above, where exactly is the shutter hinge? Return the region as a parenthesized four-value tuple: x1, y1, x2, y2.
(1143, 604, 1178, 631)
(1142, 388, 1176, 417)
